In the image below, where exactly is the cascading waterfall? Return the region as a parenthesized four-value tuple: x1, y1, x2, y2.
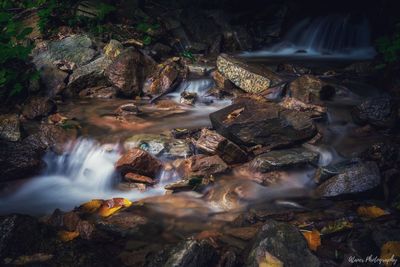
(242, 14, 376, 59)
(0, 139, 166, 215)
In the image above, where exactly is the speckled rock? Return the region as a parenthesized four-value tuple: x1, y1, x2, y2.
(210, 97, 317, 148)
(316, 161, 381, 197)
(216, 54, 281, 93)
(0, 114, 21, 142)
(247, 220, 320, 267)
(250, 148, 319, 172)
(103, 39, 123, 60)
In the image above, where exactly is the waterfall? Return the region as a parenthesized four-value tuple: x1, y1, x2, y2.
(242, 15, 376, 59)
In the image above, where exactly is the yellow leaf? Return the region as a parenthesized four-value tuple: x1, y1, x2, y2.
(98, 205, 122, 217)
(380, 241, 400, 267)
(357, 205, 389, 219)
(79, 199, 103, 213)
(97, 198, 132, 217)
(321, 219, 353, 235)
(302, 229, 321, 251)
(259, 252, 284, 267)
(58, 231, 79, 242)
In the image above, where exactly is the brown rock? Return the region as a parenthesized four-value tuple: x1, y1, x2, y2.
(124, 173, 156, 185)
(105, 48, 155, 97)
(22, 97, 56, 119)
(0, 114, 21, 142)
(195, 128, 247, 164)
(116, 149, 163, 178)
(288, 75, 335, 104)
(211, 70, 235, 91)
(279, 97, 326, 117)
(177, 154, 228, 178)
(78, 86, 117, 99)
(216, 54, 282, 93)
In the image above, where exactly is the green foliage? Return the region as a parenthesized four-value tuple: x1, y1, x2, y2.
(376, 23, 400, 66)
(0, 6, 38, 99)
(181, 50, 195, 62)
(136, 22, 160, 46)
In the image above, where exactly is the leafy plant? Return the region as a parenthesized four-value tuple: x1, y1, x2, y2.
(181, 50, 195, 62)
(376, 23, 400, 66)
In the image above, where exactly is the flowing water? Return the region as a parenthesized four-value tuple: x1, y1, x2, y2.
(242, 14, 376, 60)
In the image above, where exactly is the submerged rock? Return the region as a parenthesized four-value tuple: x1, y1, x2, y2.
(316, 161, 381, 197)
(0, 114, 21, 142)
(22, 97, 56, 119)
(352, 95, 398, 129)
(210, 97, 317, 148)
(180, 91, 198, 105)
(216, 54, 281, 93)
(250, 148, 319, 172)
(116, 148, 163, 178)
(105, 47, 155, 97)
(247, 220, 320, 267)
(164, 239, 219, 267)
(195, 128, 247, 164)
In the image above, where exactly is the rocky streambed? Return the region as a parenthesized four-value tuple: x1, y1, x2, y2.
(0, 32, 400, 267)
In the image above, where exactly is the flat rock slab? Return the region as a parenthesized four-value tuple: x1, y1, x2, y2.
(210, 97, 317, 148)
(217, 54, 282, 93)
(250, 147, 319, 172)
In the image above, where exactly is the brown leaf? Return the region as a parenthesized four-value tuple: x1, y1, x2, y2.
(302, 229, 321, 251)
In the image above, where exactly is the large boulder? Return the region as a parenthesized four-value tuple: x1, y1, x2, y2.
(22, 97, 56, 120)
(67, 56, 113, 93)
(210, 97, 317, 148)
(216, 54, 281, 93)
(105, 48, 155, 97)
(316, 161, 381, 197)
(37, 64, 69, 96)
(352, 96, 398, 129)
(116, 149, 163, 178)
(250, 147, 319, 172)
(0, 114, 21, 142)
(33, 35, 97, 68)
(247, 220, 320, 267)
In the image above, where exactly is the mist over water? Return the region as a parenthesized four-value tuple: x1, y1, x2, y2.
(242, 15, 376, 59)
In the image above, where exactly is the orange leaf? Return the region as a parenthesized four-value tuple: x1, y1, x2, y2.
(79, 199, 103, 213)
(302, 229, 321, 251)
(58, 230, 79, 242)
(380, 241, 400, 267)
(357, 205, 388, 219)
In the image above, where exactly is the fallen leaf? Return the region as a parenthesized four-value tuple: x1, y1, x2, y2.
(320, 219, 353, 235)
(98, 198, 132, 217)
(259, 252, 284, 267)
(223, 108, 244, 124)
(357, 205, 389, 219)
(58, 231, 79, 242)
(79, 199, 103, 213)
(302, 229, 321, 251)
(380, 241, 400, 267)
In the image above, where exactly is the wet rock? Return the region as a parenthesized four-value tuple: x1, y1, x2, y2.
(124, 173, 156, 185)
(115, 103, 140, 116)
(38, 64, 68, 96)
(360, 142, 400, 170)
(316, 161, 381, 197)
(250, 148, 319, 172)
(180, 91, 198, 105)
(177, 154, 228, 178)
(216, 54, 281, 93)
(164, 177, 204, 192)
(22, 96, 56, 119)
(211, 70, 235, 91)
(195, 128, 247, 164)
(352, 95, 398, 129)
(210, 97, 317, 148)
(0, 138, 45, 181)
(313, 160, 357, 184)
(279, 97, 327, 117)
(0, 114, 21, 142)
(33, 35, 97, 68)
(277, 63, 311, 75)
(78, 85, 117, 99)
(0, 214, 55, 259)
(143, 57, 186, 96)
(116, 148, 163, 178)
(247, 220, 319, 267)
(33, 124, 77, 153)
(68, 56, 113, 92)
(105, 47, 155, 97)
(164, 239, 219, 267)
(103, 39, 123, 60)
(288, 75, 335, 103)
(124, 133, 191, 158)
